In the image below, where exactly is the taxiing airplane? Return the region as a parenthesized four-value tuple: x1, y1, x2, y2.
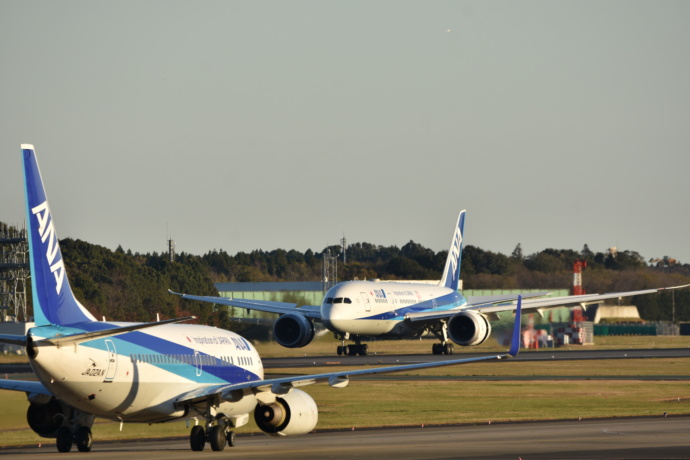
(0, 144, 523, 453)
(174, 212, 689, 357)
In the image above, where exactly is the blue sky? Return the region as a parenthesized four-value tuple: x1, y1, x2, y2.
(1, 1, 689, 264)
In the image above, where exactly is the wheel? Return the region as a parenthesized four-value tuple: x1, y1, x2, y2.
(359, 344, 368, 356)
(75, 426, 92, 452)
(56, 426, 72, 453)
(337, 346, 343, 356)
(431, 343, 441, 355)
(209, 425, 226, 451)
(226, 430, 237, 447)
(444, 343, 453, 355)
(348, 345, 357, 356)
(189, 425, 205, 451)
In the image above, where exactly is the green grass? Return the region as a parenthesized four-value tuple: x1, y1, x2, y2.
(2, 356, 689, 448)
(252, 333, 690, 358)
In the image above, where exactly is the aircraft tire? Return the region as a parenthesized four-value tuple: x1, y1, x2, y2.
(75, 426, 92, 452)
(226, 430, 237, 447)
(337, 346, 343, 356)
(360, 344, 368, 356)
(190, 425, 205, 451)
(56, 426, 72, 453)
(209, 425, 226, 451)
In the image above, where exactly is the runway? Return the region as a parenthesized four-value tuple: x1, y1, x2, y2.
(263, 347, 690, 368)
(2, 417, 688, 459)
(3, 348, 689, 375)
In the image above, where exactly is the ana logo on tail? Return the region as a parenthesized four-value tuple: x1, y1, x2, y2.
(448, 224, 463, 278)
(31, 200, 66, 295)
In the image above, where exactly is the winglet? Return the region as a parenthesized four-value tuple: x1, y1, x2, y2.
(508, 295, 522, 357)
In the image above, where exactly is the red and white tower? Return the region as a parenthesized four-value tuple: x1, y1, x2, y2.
(572, 260, 587, 296)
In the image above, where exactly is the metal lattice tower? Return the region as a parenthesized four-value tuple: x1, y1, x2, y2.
(322, 249, 338, 293)
(0, 224, 30, 322)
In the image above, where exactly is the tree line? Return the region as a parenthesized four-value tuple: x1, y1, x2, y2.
(2, 220, 689, 324)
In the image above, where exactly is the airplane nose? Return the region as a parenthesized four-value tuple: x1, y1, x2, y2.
(320, 302, 333, 331)
(321, 302, 344, 333)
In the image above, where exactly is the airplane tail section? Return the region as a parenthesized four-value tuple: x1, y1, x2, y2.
(22, 144, 97, 326)
(439, 210, 466, 291)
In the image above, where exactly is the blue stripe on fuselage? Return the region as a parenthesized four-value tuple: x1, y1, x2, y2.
(360, 291, 466, 321)
(30, 323, 261, 383)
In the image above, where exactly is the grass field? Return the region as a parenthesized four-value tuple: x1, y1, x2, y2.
(1, 336, 689, 448)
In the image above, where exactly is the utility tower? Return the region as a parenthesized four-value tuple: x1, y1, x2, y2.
(322, 249, 338, 293)
(572, 259, 587, 296)
(0, 224, 30, 322)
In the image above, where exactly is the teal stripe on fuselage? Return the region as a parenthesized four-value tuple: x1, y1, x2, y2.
(29, 324, 260, 384)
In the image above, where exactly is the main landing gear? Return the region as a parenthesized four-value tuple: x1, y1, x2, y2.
(189, 416, 237, 452)
(56, 426, 93, 453)
(429, 320, 455, 355)
(336, 336, 369, 356)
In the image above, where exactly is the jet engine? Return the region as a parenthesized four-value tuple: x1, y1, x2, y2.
(448, 311, 492, 346)
(27, 398, 64, 438)
(273, 313, 315, 348)
(26, 397, 95, 439)
(254, 389, 318, 436)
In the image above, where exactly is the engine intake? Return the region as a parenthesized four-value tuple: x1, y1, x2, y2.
(448, 311, 492, 346)
(273, 313, 315, 348)
(254, 389, 318, 436)
(27, 398, 64, 438)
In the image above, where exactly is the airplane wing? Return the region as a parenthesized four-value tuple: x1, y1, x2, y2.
(406, 284, 690, 322)
(173, 297, 522, 407)
(169, 290, 323, 320)
(0, 379, 52, 396)
(0, 334, 27, 346)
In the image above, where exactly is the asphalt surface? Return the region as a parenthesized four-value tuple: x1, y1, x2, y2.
(2, 417, 689, 459)
(4, 347, 690, 375)
(262, 347, 690, 368)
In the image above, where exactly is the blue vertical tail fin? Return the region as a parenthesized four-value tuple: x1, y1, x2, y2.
(439, 210, 466, 291)
(22, 144, 96, 326)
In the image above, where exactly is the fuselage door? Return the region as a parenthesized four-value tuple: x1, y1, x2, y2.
(360, 292, 371, 312)
(194, 350, 202, 377)
(104, 339, 117, 382)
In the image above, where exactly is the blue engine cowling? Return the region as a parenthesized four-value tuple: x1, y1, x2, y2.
(273, 313, 315, 348)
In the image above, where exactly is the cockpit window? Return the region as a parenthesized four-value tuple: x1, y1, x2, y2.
(332, 297, 352, 304)
(325, 298, 334, 304)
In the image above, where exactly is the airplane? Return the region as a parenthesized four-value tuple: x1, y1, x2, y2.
(0, 144, 524, 454)
(173, 212, 689, 357)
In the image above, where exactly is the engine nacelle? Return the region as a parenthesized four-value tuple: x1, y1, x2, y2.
(254, 389, 318, 437)
(273, 313, 315, 348)
(448, 311, 492, 346)
(26, 397, 95, 439)
(27, 398, 64, 438)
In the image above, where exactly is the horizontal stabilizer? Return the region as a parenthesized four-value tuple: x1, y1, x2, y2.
(38, 316, 196, 347)
(0, 334, 27, 346)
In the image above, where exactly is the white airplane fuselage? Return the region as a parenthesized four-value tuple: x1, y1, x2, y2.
(320, 281, 466, 338)
(28, 323, 263, 423)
